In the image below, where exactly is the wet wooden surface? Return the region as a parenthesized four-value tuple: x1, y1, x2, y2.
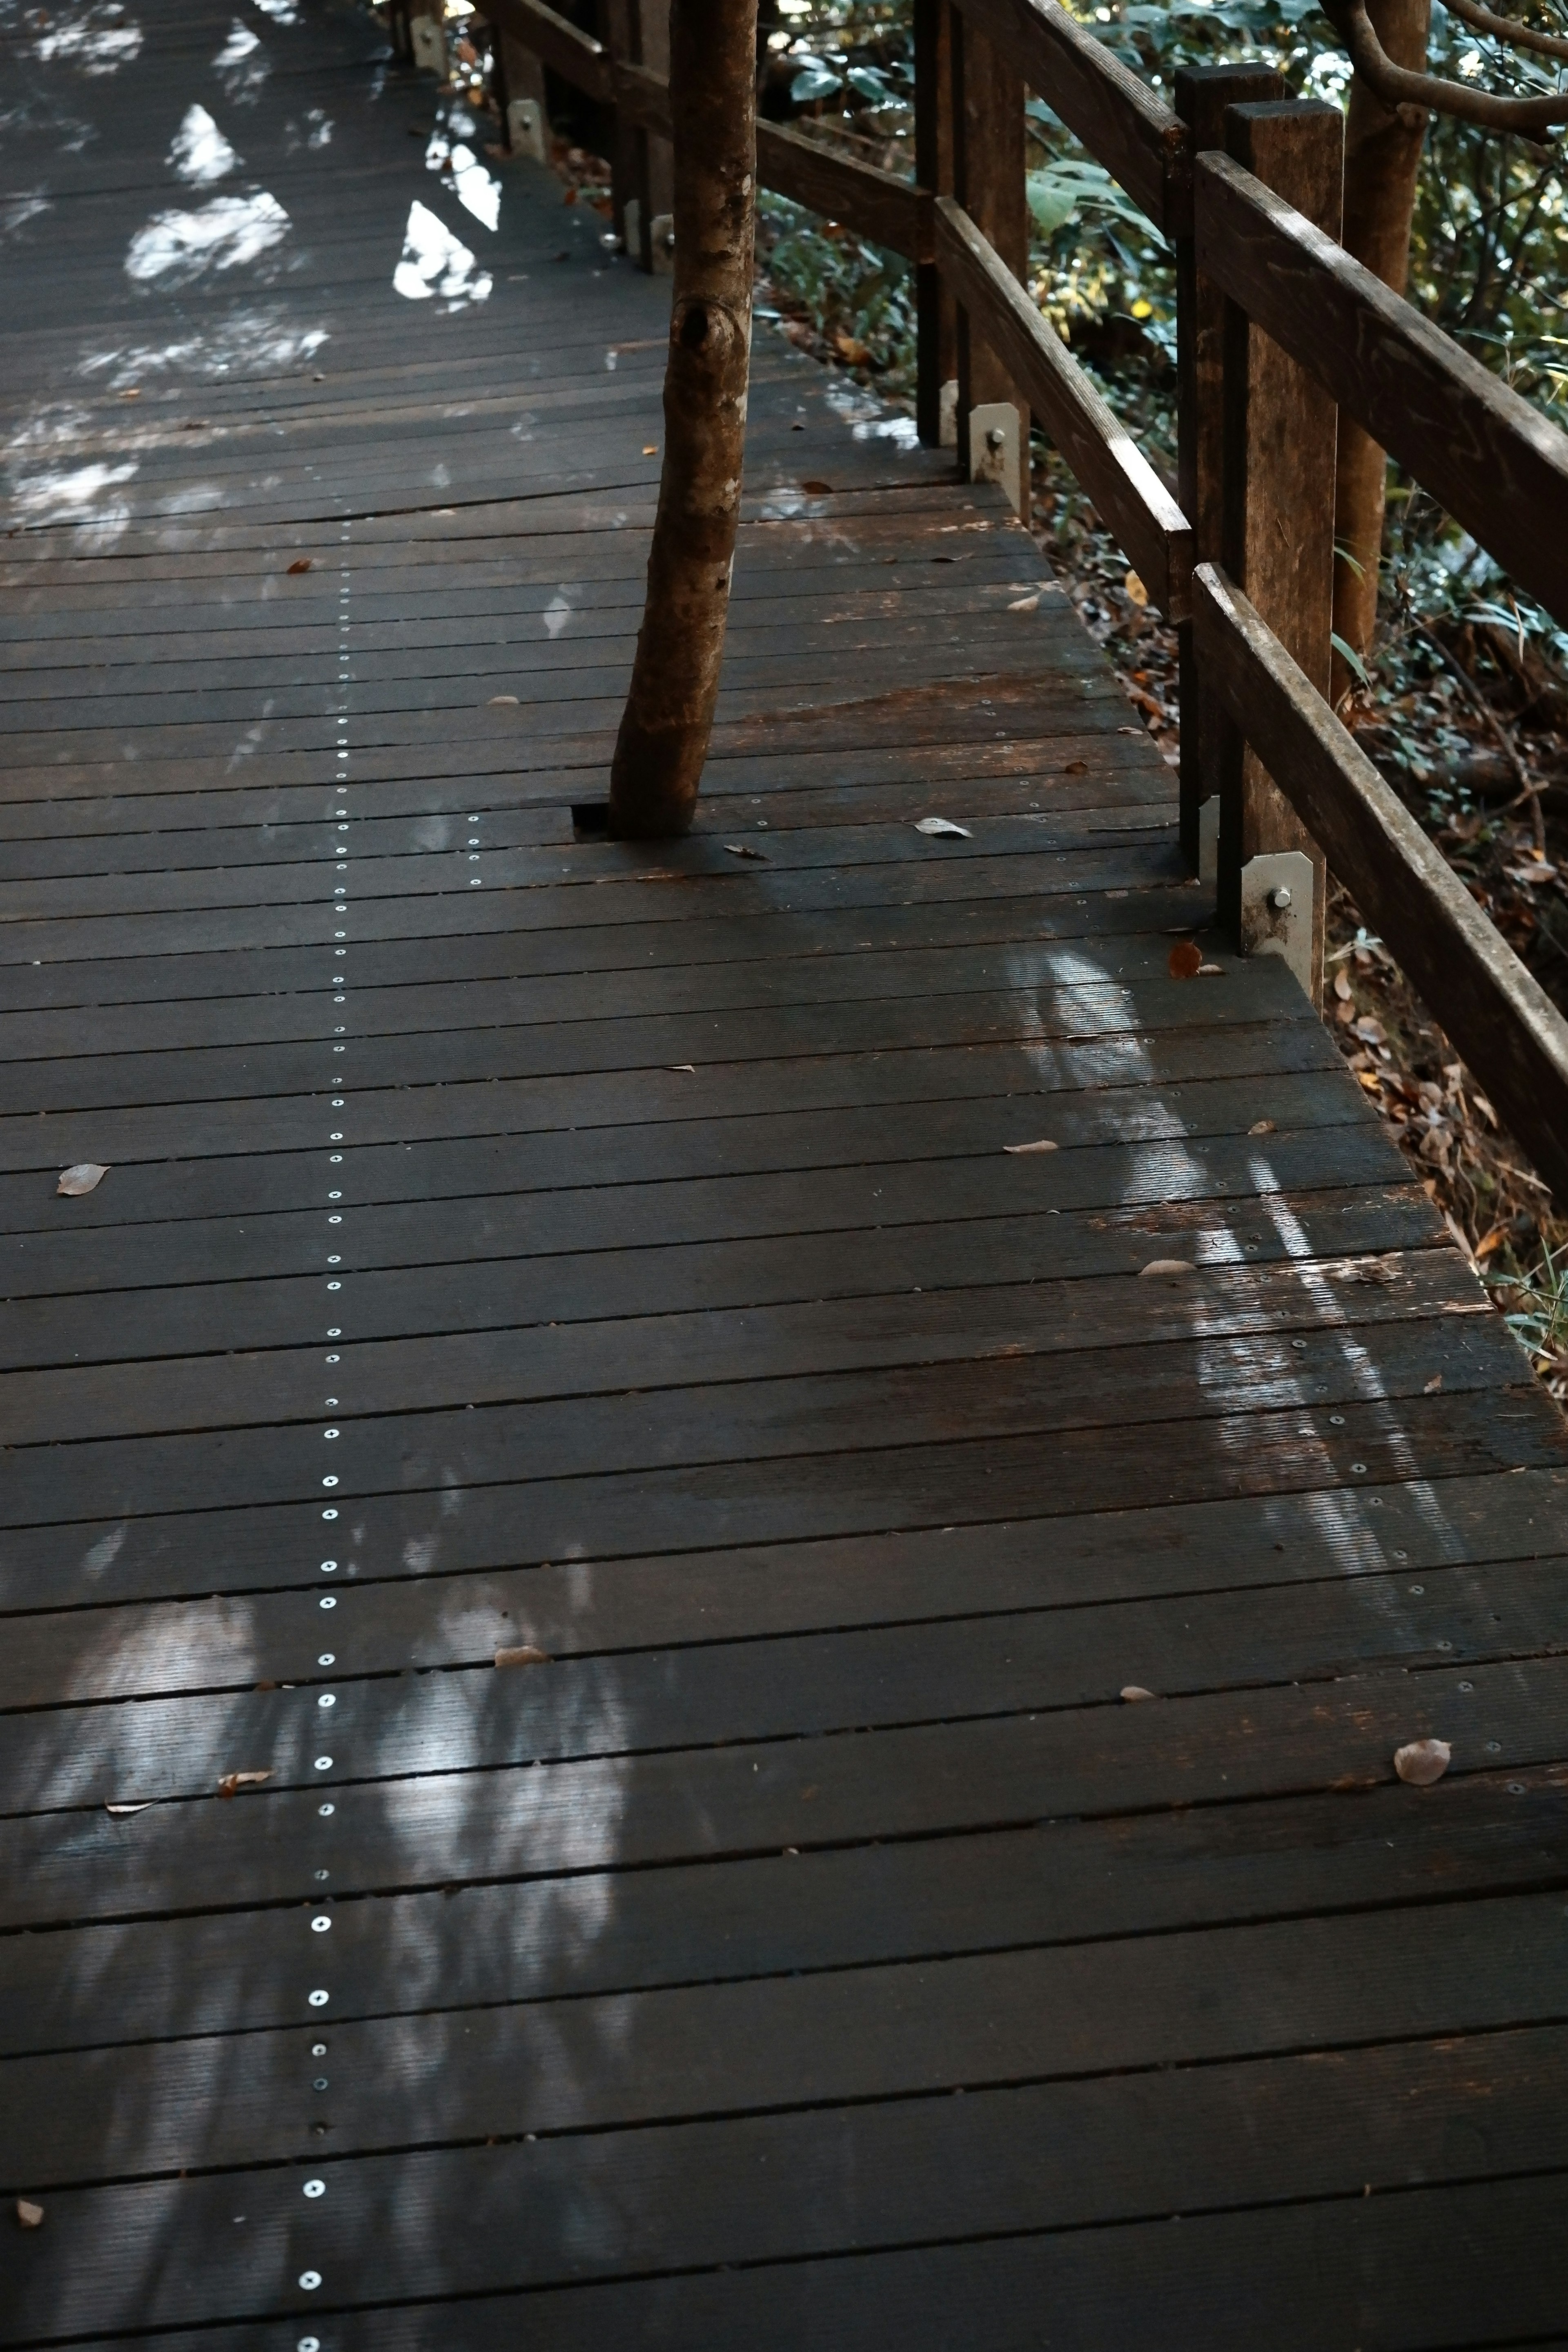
(3, 1, 1568, 2343)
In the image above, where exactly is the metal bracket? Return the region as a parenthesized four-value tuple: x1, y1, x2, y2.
(409, 11, 447, 77)
(1240, 849, 1314, 999)
(968, 401, 1021, 515)
(649, 212, 675, 275)
(506, 96, 546, 164)
(1197, 795, 1219, 888)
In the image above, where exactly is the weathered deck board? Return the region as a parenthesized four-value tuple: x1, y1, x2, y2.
(4, 0, 1568, 2345)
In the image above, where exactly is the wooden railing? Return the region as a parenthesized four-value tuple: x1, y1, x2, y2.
(403, 0, 1568, 1204)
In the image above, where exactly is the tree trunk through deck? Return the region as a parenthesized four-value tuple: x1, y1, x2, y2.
(608, 0, 760, 838)
(1332, 0, 1431, 697)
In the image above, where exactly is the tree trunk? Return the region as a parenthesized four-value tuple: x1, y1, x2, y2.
(1332, 0, 1430, 698)
(607, 0, 759, 838)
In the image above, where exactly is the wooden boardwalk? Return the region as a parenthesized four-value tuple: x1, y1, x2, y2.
(5, 3, 1568, 2343)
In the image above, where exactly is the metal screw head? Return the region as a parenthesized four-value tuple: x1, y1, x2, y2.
(303, 2179, 326, 2199)
(986, 426, 1005, 450)
(1269, 884, 1292, 911)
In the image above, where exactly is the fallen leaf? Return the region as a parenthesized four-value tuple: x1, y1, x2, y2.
(1197, 962, 1225, 976)
(487, 693, 519, 706)
(1333, 969, 1353, 1004)
(913, 817, 971, 838)
(668, 1063, 696, 1073)
(1062, 758, 1088, 775)
(1120, 1684, 1156, 1702)
(58, 1163, 108, 1196)
(1003, 1139, 1058, 1155)
(642, 444, 657, 456)
(217, 1770, 272, 1799)
(105, 1801, 151, 1817)
(1116, 724, 1140, 735)
(1423, 1372, 1443, 1394)
(1124, 569, 1148, 607)
(722, 842, 767, 860)
(1393, 1736, 1451, 1786)
(287, 557, 312, 575)
(1248, 1118, 1276, 1136)
(16, 2201, 42, 2230)
(802, 478, 832, 494)
(1008, 593, 1040, 612)
(120, 387, 141, 399)
(495, 1644, 550, 1668)
(1138, 1258, 1192, 1278)
(1168, 941, 1203, 979)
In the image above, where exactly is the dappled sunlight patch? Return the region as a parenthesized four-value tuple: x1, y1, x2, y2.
(392, 199, 491, 307)
(33, 1, 142, 72)
(169, 102, 238, 186)
(424, 110, 501, 233)
(212, 17, 268, 100)
(125, 191, 289, 287)
(78, 306, 328, 385)
(9, 458, 137, 546)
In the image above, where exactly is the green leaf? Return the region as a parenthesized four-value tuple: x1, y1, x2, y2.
(1331, 630, 1370, 688)
(789, 58, 842, 102)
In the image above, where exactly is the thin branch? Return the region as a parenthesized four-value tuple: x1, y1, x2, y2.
(1444, 0, 1568, 66)
(1322, 0, 1568, 131)
(1415, 620, 1548, 850)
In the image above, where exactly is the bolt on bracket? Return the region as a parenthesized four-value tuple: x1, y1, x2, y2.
(1239, 849, 1314, 999)
(968, 401, 1021, 515)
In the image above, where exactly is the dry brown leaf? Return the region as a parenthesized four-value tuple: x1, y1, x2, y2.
(1139, 1258, 1193, 1278)
(1393, 1736, 1451, 1786)
(1423, 1372, 1444, 1394)
(1124, 570, 1148, 607)
(722, 842, 767, 860)
(496, 1644, 550, 1668)
(217, 1770, 272, 1799)
(1168, 941, 1203, 980)
(58, 1163, 108, 1196)
(1008, 593, 1040, 612)
(914, 817, 971, 838)
(1120, 1684, 1156, 1702)
(1003, 1139, 1058, 1155)
(1333, 968, 1353, 1003)
(641, 444, 657, 456)
(105, 1801, 151, 1817)
(16, 2201, 42, 2230)
(1248, 1118, 1276, 1136)
(802, 478, 832, 494)
(487, 693, 519, 706)
(1062, 758, 1088, 775)
(287, 557, 312, 574)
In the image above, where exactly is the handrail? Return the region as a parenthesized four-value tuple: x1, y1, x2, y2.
(1196, 150, 1568, 636)
(459, 0, 1568, 1196)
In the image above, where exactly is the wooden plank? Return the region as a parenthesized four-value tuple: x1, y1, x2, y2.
(1194, 561, 1568, 1205)
(754, 122, 932, 261)
(1195, 147, 1568, 635)
(934, 197, 1192, 615)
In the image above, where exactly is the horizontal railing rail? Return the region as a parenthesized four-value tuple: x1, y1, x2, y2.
(412, 0, 1568, 1200)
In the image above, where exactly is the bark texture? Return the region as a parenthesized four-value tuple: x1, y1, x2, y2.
(1332, 0, 1430, 693)
(608, 0, 758, 838)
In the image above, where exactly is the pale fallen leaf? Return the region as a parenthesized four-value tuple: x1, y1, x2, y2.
(1333, 968, 1352, 1003)
(58, 1163, 108, 1196)
(496, 1644, 550, 1668)
(914, 817, 971, 838)
(286, 557, 312, 574)
(722, 842, 767, 860)
(1003, 1139, 1058, 1155)
(1120, 1684, 1156, 1702)
(16, 2201, 42, 2230)
(487, 693, 519, 706)
(1423, 1372, 1443, 1394)
(217, 1769, 272, 1799)
(1168, 941, 1202, 980)
(1139, 1258, 1192, 1278)
(1248, 1118, 1276, 1136)
(1008, 592, 1040, 612)
(1394, 1736, 1451, 1786)
(1197, 962, 1224, 976)
(642, 444, 657, 456)
(668, 1063, 696, 1074)
(1124, 569, 1148, 607)
(105, 1801, 151, 1817)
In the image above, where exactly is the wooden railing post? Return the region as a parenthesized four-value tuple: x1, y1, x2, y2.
(951, 2, 1027, 510)
(1173, 62, 1282, 875)
(637, 0, 674, 267)
(1215, 98, 1343, 1006)
(600, 0, 641, 256)
(491, 24, 548, 158)
(914, 0, 956, 448)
